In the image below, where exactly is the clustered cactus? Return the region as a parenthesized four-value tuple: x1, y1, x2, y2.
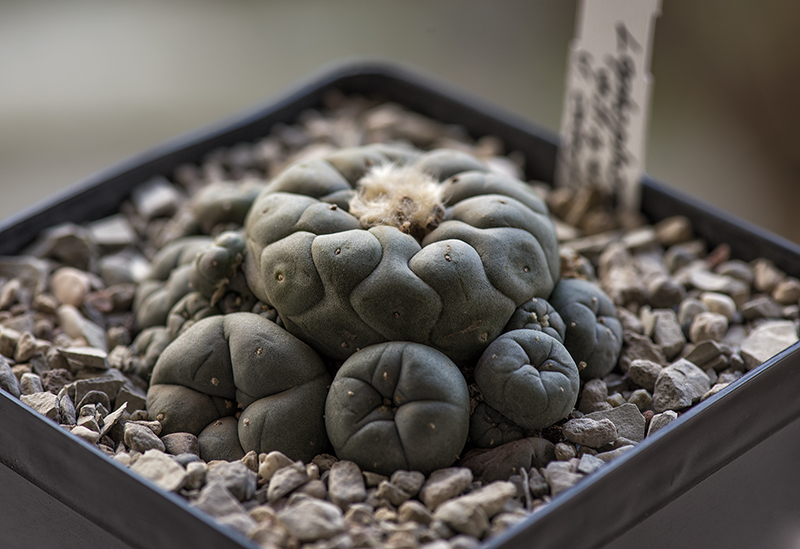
(139, 144, 623, 475)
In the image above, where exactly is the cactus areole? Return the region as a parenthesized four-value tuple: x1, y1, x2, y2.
(243, 144, 561, 363)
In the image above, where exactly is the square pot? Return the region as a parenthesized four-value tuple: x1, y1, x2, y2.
(2, 61, 800, 549)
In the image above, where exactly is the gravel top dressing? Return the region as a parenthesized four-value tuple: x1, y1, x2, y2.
(2, 91, 798, 549)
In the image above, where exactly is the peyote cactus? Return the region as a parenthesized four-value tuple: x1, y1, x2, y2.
(243, 144, 560, 363)
(325, 341, 470, 476)
(140, 143, 622, 474)
(548, 277, 623, 380)
(473, 330, 580, 431)
(147, 312, 330, 462)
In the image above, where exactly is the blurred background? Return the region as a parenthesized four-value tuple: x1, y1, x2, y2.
(1, 1, 798, 242)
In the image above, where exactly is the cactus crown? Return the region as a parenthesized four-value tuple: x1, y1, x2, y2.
(348, 163, 446, 241)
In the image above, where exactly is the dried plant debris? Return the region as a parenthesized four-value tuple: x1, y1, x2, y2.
(2, 92, 799, 548)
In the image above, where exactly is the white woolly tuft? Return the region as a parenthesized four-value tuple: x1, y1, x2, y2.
(349, 163, 446, 240)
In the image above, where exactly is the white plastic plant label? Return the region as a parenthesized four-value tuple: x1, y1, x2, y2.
(555, 0, 661, 212)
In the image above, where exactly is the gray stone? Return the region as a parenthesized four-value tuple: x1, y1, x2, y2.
(450, 535, 481, 549)
(376, 480, 412, 506)
(278, 497, 345, 542)
(578, 378, 609, 413)
(77, 414, 100, 432)
(622, 226, 658, 252)
(14, 332, 39, 363)
(56, 305, 107, 352)
(740, 320, 799, 370)
(650, 309, 686, 360)
(398, 499, 433, 525)
(130, 449, 188, 493)
(18, 372, 43, 395)
(207, 460, 257, 502)
(192, 481, 257, 536)
(654, 216, 693, 246)
(87, 214, 138, 249)
(458, 437, 554, 483)
(627, 359, 663, 391)
(60, 346, 109, 370)
(328, 460, 367, 509)
(184, 461, 208, 490)
(653, 359, 711, 412)
(677, 297, 709, 327)
(752, 258, 785, 293)
(419, 467, 473, 511)
(132, 176, 182, 220)
(689, 312, 728, 343)
(647, 410, 679, 437)
(99, 251, 151, 286)
(162, 432, 200, 456)
(618, 332, 667, 373)
(50, 267, 92, 307)
(0, 355, 19, 397)
(586, 403, 646, 442)
(258, 450, 294, 482)
(99, 402, 127, 437)
(76, 390, 111, 413)
(390, 470, 426, 497)
(700, 292, 737, 321)
(772, 277, 800, 305)
(20, 391, 59, 420)
(267, 462, 309, 502)
(689, 270, 749, 302)
(124, 422, 165, 453)
(715, 260, 754, 285)
(528, 467, 549, 498)
(542, 461, 583, 496)
(577, 453, 605, 475)
(741, 296, 784, 320)
(554, 442, 578, 461)
(684, 340, 725, 369)
(56, 389, 77, 425)
(27, 223, 97, 272)
(115, 386, 147, 412)
(627, 389, 653, 412)
(71, 425, 101, 444)
(595, 445, 636, 462)
(562, 417, 617, 448)
(0, 256, 49, 297)
(433, 481, 515, 537)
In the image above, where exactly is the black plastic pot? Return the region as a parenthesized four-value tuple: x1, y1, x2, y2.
(2, 61, 800, 549)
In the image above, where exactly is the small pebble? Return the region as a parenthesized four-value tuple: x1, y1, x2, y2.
(653, 359, 711, 412)
(689, 312, 728, 343)
(277, 498, 346, 542)
(700, 292, 737, 321)
(562, 417, 617, 448)
(258, 450, 294, 482)
(647, 410, 679, 437)
(124, 422, 166, 453)
(19, 372, 43, 395)
(419, 468, 474, 511)
(328, 460, 367, 510)
(130, 449, 188, 493)
(627, 359, 663, 392)
(20, 391, 59, 420)
(740, 320, 799, 370)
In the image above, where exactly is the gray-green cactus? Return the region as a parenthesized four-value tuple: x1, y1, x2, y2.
(503, 297, 566, 342)
(548, 278, 623, 380)
(146, 312, 330, 462)
(474, 330, 580, 430)
(325, 342, 470, 476)
(243, 146, 559, 363)
(469, 402, 525, 448)
(134, 236, 213, 329)
(188, 231, 247, 305)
